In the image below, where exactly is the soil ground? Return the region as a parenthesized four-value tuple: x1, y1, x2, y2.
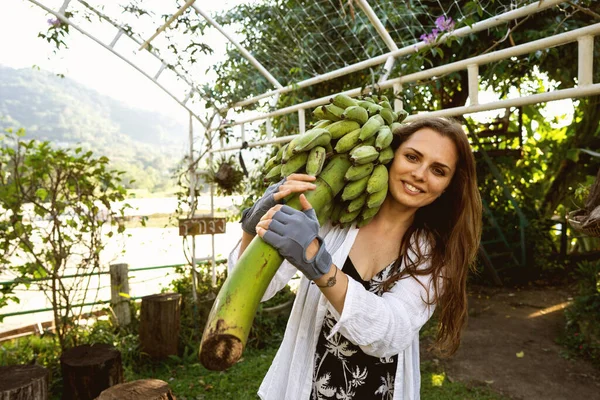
(421, 285, 600, 400)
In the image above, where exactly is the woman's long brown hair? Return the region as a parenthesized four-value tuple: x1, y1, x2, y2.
(386, 117, 482, 357)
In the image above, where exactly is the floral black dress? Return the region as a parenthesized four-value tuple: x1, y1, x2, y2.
(310, 257, 398, 400)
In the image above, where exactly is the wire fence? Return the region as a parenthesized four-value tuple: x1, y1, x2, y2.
(0, 259, 226, 320)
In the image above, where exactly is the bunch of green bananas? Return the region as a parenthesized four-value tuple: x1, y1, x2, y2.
(262, 93, 408, 227)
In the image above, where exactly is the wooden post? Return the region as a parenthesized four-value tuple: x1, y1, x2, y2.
(139, 293, 182, 359)
(60, 344, 123, 400)
(97, 379, 176, 400)
(0, 364, 48, 400)
(110, 263, 131, 327)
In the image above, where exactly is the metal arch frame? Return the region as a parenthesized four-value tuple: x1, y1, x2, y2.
(27, 0, 210, 129)
(230, 0, 568, 110)
(211, 22, 599, 152)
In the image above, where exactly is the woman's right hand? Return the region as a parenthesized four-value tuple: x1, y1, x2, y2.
(240, 173, 317, 235)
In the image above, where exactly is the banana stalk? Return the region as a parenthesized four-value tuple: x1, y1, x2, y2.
(199, 155, 352, 371)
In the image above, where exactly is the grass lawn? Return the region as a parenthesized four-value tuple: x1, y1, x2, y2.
(128, 346, 509, 400)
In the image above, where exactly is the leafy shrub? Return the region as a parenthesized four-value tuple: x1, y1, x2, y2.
(561, 260, 600, 366)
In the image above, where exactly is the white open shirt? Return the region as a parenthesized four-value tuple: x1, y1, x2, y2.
(228, 223, 436, 400)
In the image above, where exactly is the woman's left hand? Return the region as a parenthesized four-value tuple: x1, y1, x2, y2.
(256, 194, 332, 281)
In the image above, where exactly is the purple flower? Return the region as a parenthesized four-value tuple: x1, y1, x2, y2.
(435, 15, 455, 32)
(47, 18, 61, 27)
(420, 31, 438, 45)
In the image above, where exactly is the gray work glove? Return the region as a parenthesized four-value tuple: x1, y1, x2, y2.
(262, 205, 332, 281)
(240, 178, 286, 235)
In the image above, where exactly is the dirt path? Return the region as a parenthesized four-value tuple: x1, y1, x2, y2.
(422, 285, 600, 400)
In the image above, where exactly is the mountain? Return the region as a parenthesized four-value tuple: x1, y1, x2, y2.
(0, 65, 189, 192)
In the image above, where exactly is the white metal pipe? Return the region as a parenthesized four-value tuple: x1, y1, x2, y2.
(192, 4, 283, 89)
(154, 63, 166, 80)
(28, 0, 209, 129)
(58, 0, 71, 14)
(298, 109, 305, 134)
(76, 0, 210, 105)
(188, 112, 199, 301)
(393, 83, 403, 112)
(408, 83, 600, 121)
(266, 118, 272, 139)
(356, 0, 398, 51)
(468, 64, 480, 106)
(578, 35, 594, 86)
(139, 0, 196, 51)
(232, 0, 567, 108)
(109, 29, 123, 48)
(217, 23, 600, 129)
(211, 83, 600, 153)
(379, 56, 397, 84)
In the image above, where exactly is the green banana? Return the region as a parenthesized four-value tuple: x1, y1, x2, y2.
(313, 106, 327, 120)
(339, 207, 361, 225)
(347, 193, 367, 213)
(367, 187, 388, 209)
(324, 141, 334, 155)
(377, 146, 394, 165)
(356, 216, 374, 228)
(362, 96, 376, 103)
(263, 155, 278, 173)
(367, 103, 384, 116)
(282, 137, 299, 162)
(358, 115, 384, 142)
(344, 162, 374, 182)
(390, 122, 402, 135)
(341, 175, 370, 201)
(367, 164, 389, 194)
(375, 126, 393, 151)
(275, 144, 286, 162)
(341, 106, 368, 125)
(397, 109, 408, 123)
(331, 93, 358, 109)
(306, 146, 327, 177)
(312, 119, 333, 129)
(334, 128, 361, 153)
(379, 95, 390, 103)
(358, 100, 374, 109)
(380, 108, 396, 125)
(264, 164, 282, 182)
(326, 120, 360, 140)
(361, 204, 380, 220)
(379, 100, 393, 110)
(330, 202, 344, 225)
(323, 104, 345, 120)
(281, 151, 309, 177)
(293, 128, 331, 153)
(360, 135, 376, 148)
(350, 145, 379, 165)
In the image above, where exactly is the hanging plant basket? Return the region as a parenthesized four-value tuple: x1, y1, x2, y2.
(568, 169, 600, 238)
(205, 156, 245, 196)
(568, 208, 600, 238)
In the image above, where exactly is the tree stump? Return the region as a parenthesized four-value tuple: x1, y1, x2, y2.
(60, 344, 123, 400)
(97, 379, 176, 400)
(0, 364, 48, 400)
(139, 293, 182, 359)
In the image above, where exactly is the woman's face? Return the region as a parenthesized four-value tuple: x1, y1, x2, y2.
(387, 127, 458, 211)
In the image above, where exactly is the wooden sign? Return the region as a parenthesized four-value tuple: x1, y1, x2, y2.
(178, 217, 226, 236)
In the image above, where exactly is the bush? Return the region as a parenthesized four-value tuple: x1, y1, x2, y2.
(560, 260, 600, 366)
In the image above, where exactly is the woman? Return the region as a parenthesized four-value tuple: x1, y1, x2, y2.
(230, 117, 482, 399)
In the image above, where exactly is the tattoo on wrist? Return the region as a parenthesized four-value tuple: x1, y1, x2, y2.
(316, 266, 337, 288)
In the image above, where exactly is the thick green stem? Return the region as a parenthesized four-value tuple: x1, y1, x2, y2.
(199, 155, 351, 371)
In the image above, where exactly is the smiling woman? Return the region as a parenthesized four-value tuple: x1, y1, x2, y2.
(231, 116, 483, 399)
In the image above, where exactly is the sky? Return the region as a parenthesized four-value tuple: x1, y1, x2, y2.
(0, 0, 251, 132)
